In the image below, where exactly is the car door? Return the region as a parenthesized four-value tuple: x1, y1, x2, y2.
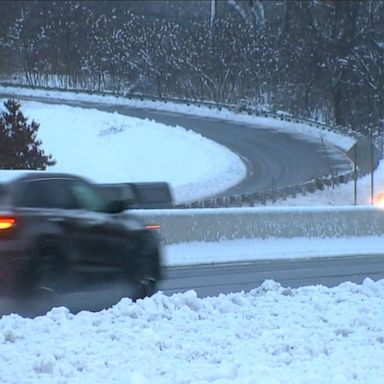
(61, 178, 127, 282)
(12, 178, 82, 278)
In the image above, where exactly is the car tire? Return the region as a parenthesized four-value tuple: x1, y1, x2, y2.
(134, 277, 158, 300)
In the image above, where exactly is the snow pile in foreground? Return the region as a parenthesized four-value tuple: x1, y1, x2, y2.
(1, 279, 383, 384)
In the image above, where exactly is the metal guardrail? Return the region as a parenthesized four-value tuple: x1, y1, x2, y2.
(0, 82, 376, 208)
(176, 171, 360, 208)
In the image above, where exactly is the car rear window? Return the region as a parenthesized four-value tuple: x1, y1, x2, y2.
(132, 183, 173, 206)
(136, 186, 171, 204)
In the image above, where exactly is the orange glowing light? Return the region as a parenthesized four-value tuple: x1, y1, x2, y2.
(373, 193, 384, 207)
(0, 217, 16, 230)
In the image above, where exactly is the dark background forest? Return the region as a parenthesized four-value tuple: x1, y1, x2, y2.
(0, 0, 383, 136)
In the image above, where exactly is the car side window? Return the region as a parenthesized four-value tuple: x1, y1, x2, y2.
(14, 179, 70, 209)
(64, 179, 107, 212)
(0, 184, 8, 207)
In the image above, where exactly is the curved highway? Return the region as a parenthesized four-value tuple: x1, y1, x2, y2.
(0, 94, 353, 198)
(74, 103, 353, 196)
(100, 107, 352, 196)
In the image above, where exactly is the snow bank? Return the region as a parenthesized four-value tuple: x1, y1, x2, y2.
(1, 279, 383, 384)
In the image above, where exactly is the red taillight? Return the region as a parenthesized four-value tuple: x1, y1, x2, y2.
(0, 217, 16, 230)
(145, 224, 160, 230)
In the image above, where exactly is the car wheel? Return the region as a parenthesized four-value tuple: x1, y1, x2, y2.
(134, 277, 158, 300)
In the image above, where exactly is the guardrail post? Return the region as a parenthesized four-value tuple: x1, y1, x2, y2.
(332, 175, 339, 187)
(241, 194, 248, 207)
(314, 178, 324, 191)
(323, 177, 332, 187)
(260, 192, 267, 205)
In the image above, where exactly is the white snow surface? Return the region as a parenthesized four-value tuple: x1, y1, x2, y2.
(164, 236, 384, 266)
(1, 279, 384, 384)
(0, 100, 247, 203)
(1, 88, 384, 383)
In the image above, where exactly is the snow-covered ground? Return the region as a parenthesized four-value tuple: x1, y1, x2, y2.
(164, 235, 384, 266)
(1, 280, 384, 384)
(11, 100, 247, 204)
(1, 89, 384, 383)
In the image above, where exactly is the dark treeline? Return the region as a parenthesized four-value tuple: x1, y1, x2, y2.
(0, 0, 383, 134)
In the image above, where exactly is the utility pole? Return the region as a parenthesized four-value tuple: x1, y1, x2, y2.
(370, 127, 374, 205)
(354, 145, 357, 205)
(210, 0, 216, 28)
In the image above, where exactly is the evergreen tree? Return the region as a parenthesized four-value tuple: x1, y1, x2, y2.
(0, 99, 56, 169)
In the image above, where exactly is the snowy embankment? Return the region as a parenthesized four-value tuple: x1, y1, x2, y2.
(1, 279, 384, 384)
(19, 101, 246, 204)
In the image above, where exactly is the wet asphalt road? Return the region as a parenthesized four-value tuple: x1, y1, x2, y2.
(160, 254, 384, 297)
(88, 105, 352, 194)
(2, 254, 384, 317)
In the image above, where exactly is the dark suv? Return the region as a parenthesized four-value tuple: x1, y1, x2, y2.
(0, 172, 162, 301)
